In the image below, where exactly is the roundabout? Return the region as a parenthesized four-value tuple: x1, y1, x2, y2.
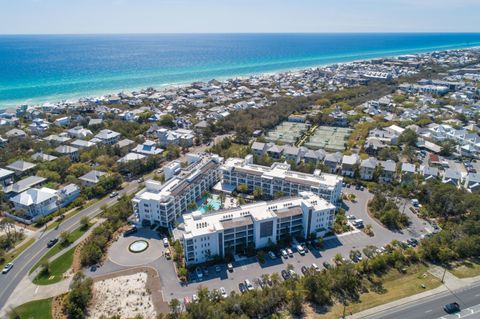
(128, 240, 149, 253)
(108, 228, 163, 267)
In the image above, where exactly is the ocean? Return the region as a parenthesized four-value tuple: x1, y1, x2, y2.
(1, 33, 480, 108)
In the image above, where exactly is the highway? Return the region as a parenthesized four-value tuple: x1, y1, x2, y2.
(362, 281, 480, 319)
(0, 180, 141, 312)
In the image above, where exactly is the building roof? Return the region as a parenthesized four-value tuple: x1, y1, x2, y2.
(0, 168, 15, 179)
(95, 129, 120, 140)
(79, 170, 106, 184)
(6, 160, 36, 172)
(55, 145, 79, 154)
(11, 187, 57, 206)
(3, 176, 47, 194)
(31, 153, 58, 162)
(117, 152, 146, 163)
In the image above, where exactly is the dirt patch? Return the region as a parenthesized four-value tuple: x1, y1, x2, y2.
(88, 269, 166, 319)
(92, 267, 168, 315)
(51, 294, 67, 319)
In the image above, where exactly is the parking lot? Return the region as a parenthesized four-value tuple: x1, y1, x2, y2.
(89, 188, 436, 304)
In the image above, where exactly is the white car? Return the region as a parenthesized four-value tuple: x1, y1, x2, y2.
(281, 249, 288, 258)
(245, 279, 254, 291)
(286, 248, 294, 257)
(163, 238, 169, 247)
(2, 263, 13, 274)
(347, 214, 357, 220)
(311, 263, 320, 272)
(192, 294, 198, 302)
(220, 287, 228, 298)
(296, 245, 305, 255)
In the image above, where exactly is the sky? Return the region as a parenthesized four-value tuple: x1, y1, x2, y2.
(0, 0, 479, 34)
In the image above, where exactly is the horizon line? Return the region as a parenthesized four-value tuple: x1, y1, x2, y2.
(2, 31, 480, 36)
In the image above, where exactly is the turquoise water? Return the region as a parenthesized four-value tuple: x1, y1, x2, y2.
(198, 196, 222, 214)
(1, 33, 480, 108)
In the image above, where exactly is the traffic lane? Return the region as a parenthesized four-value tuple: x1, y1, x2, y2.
(0, 181, 140, 309)
(367, 283, 480, 319)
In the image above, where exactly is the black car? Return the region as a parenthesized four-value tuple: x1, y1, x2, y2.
(238, 282, 247, 294)
(301, 266, 309, 275)
(47, 238, 58, 248)
(444, 302, 460, 314)
(323, 261, 331, 269)
(281, 269, 291, 280)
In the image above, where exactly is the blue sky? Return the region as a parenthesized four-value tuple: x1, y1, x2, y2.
(1, 0, 479, 34)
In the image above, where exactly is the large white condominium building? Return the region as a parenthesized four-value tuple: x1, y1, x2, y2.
(132, 154, 222, 227)
(182, 192, 336, 265)
(221, 155, 343, 204)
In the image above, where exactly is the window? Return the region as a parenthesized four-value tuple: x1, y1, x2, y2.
(260, 221, 273, 238)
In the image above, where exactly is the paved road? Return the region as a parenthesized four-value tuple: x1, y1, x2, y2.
(0, 180, 141, 311)
(362, 281, 480, 319)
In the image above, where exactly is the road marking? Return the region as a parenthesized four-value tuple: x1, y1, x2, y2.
(425, 309, 432, 313)
(34, 286, 39, 294)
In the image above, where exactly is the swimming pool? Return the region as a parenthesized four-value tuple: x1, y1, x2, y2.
(198, 196, 222, 214)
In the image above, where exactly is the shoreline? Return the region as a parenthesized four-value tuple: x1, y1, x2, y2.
(1, 42, 480, 109)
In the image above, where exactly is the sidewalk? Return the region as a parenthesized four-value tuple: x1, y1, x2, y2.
(348, 268, 480, 318)
(29, 219, 102, 280)
(0, 275, 72, 318)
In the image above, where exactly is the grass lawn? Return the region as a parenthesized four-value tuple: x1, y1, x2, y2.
(33, 246, 75, 285)
(11, 298, 52, 319)
(30, 224, 92, 274)
(315, 264, 441, 318)
(450, 260, 480, 279)
(0, 238, 35, 268)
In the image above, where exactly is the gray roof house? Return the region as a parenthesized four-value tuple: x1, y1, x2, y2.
(442, 168, 462, 186)
(55, 145, 79, 161)
(78, 170, 106, 186)
(341, 154, 360, 177)
(379, 160, 396, 183)
(464, 173, 480, 192)
(421, 165, 439, 181)
(7, 160, 36, 174)
(360, 157, 378, 180)
(3, 176, 47, 196)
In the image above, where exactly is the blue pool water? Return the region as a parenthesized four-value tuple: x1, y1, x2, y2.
(1, 33, 480, 107)
(198, 196, 222, 214)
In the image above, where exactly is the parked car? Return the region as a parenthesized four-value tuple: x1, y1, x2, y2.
(297, 244, 305, 255)
(123, 225, 137, 237)
(312, 263, 320, 272)
(352, 219, 364, 228)
(195, 268, 203, 280)
(288, 269, 297, 277)
(164, 248, 171, 260)
(183, 296, 191, 305)
(281, 249, 288, 259)
(323, 261, 331, 269)
(245, 279, 254, 291)
(109, 191, 119, 198)
(444, 302, 460, 314)
(268, 251, 277, 259)
(347, 214, 357, 220)
(301, 266, 309, 275)
(220, 287, 228, 298)
(163, 237, 169, 247)
(286, 248, 293, 257)
(281, 269, 290, 280)
(2, 263, 13, 274)
(192, 294, 198, 302)
(238, 283, 247, 294)
(227, 263, 234, 272)
(47, 238, 58, 248)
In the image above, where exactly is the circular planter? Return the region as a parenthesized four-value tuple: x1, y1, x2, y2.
(128, 240, 149, 253)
